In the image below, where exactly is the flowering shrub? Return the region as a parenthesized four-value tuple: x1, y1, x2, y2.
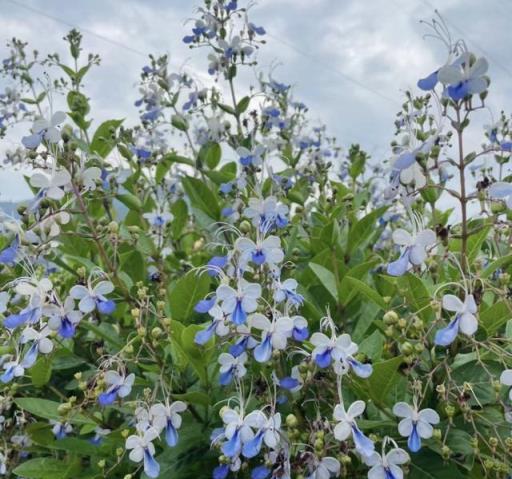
(0, 4, 511, 479)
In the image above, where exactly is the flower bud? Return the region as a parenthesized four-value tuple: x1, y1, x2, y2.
(383, 311, 398, 324)
(286, 414, 298, 427)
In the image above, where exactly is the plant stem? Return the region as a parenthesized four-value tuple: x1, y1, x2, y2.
(455, 106, 468, 274)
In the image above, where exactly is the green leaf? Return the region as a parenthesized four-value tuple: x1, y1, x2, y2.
(156, 153, 194, 183)
(354, 356, 403, 406)
(396, 274, 435, 323)
(90, 119, 123, 158)
(181, 176, 220, 221)
(347, 206, 387, 254)
(344, 276, 387, 309)
(480, 301, 512, 335)
(169, 271, 211, 323)
(236, 96, 251, 114)
(172, 391, 210, 408)
(199, 142, 222, 169)
(13, 457, 81, 479)
(14, 398, 95, 426)
(481, 254, 512, 279)
(309, 263, 338, 301)
(116, 192, 142, 211)
(171, 113, 189, 131)
(30, 356, 52, 387)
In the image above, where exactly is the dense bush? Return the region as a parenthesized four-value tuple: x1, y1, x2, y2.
(0, 2, 511, 478)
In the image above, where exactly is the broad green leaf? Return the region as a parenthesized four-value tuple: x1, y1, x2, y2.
(30, 356, 52, 388)
(344, 276, 387, 309)
(15, 398, 95, 426)
(309, 263, 338, 301)
(236, 96, 251, 114)
(169, 271, 211, 323)
(480, 301, 512, 335)
(13, 457, 81, 479)
(181, 176, 220, 221)
(90, 119, 123, 158)
(199, 142, 222, 169)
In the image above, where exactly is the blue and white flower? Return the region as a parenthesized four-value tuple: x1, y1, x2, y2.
(70, 280, 116, 315)
(125, 427, 160, 478)
(251, 313, 294, 363)
(307, 456, 340, 479)
(19, 326, 53, 368)
(434, 293, 478, 346)
(0, 358, 24, 383)
(22, 111, 66, 149)
(235, 235, 284, 268)
(50, 420, 73, 440)
(364, 445, 410, 479)
(98, 370, 135, 406)
(333, 400, 375, 458)
(29, 168, 71, 201)
(236, 145, 265, 167)
(218, 352, 248, 385)
(242, 412, 281, 458)
(150, 400, 187, 447)
(393, 402, 439, 452)
(387, 227, 436, 277)
(195, 305, 229, 345)
(437, 52, 488, 101)
(216, 280, 261, 325)
(273, 278, 304, 308)
(46, 296, 83, 338)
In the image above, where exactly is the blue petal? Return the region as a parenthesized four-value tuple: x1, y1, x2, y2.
(232, 300, 247, 325)
(349, 359, 373, 378)
(408, 423, 422, 452)
(447, 81, 470, 101)
(195, 322, 216, 345)
(222, 429, 241, 457)
(54, 425, 68, 440)
(352, 425, 375, 457)
(213, 465, 230, 479)
(293, 326, 309, 341)
(253, 336, 272, 363)
(434, 317, 460, 346)
(0, 366, 15, 383)
(143, 448, 160, 478)
(219, 368, 234, 386)
(242, 431, 264, 458)
(387, 250, 410, 277)
(0, 240, 18, 264)
(21, 132, 43, 149)
(90, 436, 103, 445)
(20, 342, 39, 368)
(207, 256, 228, 276)
(194, 297, 216, 314)
(315, 348, 332, 368)
(97, 299, 116, 315)
(251, 466, 270, 479)
(500, 141, 512, 152)
(59, 317, 76, 338)
(252, 250, 266, 265)
(98, 388, 118, 406)
(279, 377, 299, 390)
(166, 420, 178, 447)
(393, 151, 416, 171)
(417, 70, 438, 91)
(229, 337, 249, 357)
(4, 307, 37, 329)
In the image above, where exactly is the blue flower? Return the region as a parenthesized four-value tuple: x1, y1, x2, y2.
(417, 70, 439, 91)
(0, 237, 18, 265)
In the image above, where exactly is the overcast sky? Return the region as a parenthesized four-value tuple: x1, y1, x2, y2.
(1, 0, 512, 202)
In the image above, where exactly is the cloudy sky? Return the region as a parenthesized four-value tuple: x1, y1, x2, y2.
(1, 0, 511, 202)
